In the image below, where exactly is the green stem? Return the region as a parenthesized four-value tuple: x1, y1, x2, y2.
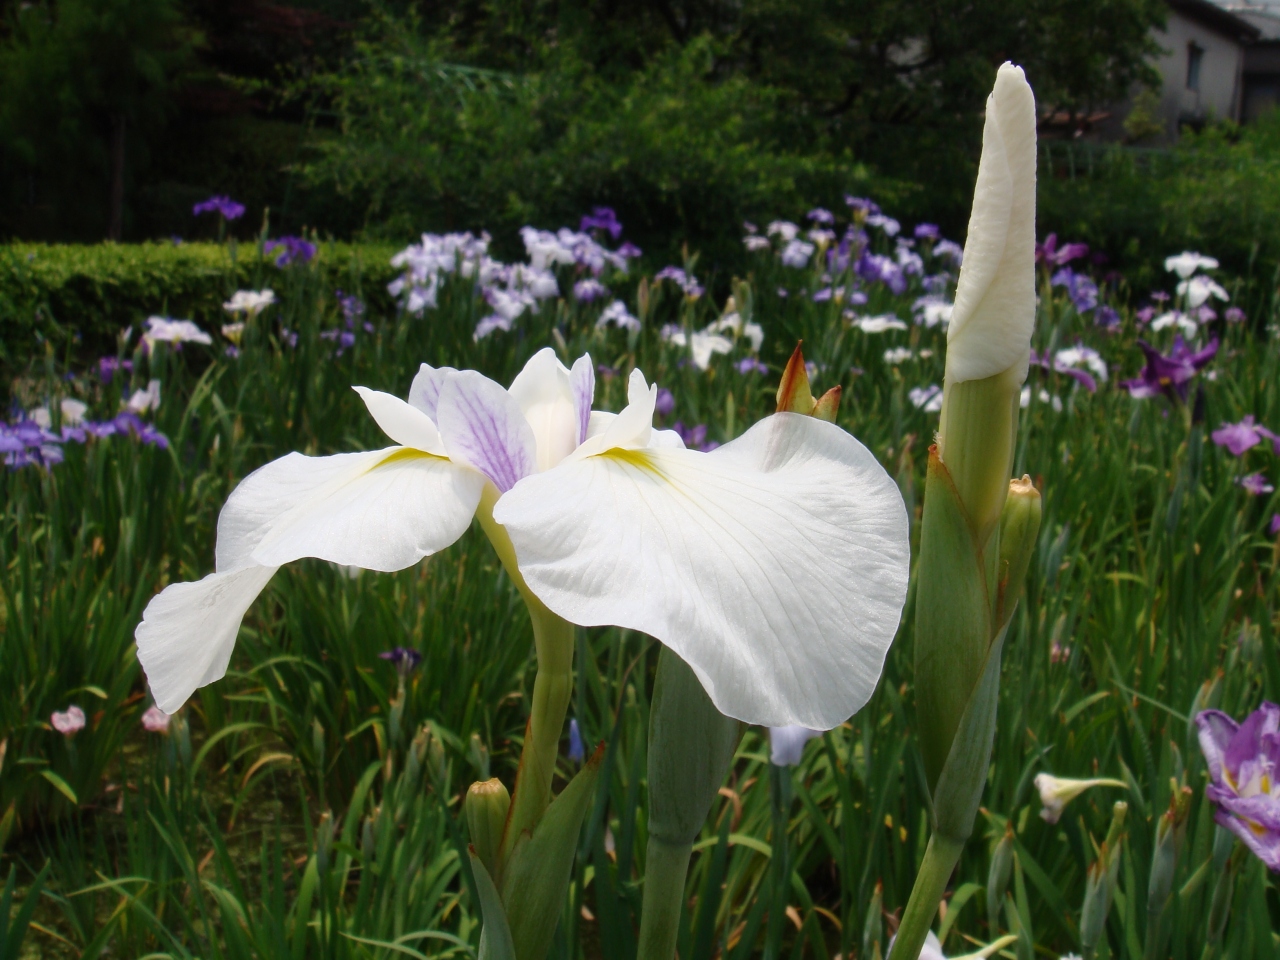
(475, 485, 576, 869)
(636, 837, 692, 960)
(889, 833, 965, 960)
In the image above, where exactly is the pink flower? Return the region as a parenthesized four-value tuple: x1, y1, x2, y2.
(1050, 641, 1072, 664)
(141, 705, 171, 733)
(51, 705, 86, 736)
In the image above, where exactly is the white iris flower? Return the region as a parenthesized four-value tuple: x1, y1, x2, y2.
(137, 348, 910, 730)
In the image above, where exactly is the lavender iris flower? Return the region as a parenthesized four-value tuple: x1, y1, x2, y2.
(98, 357, 133, 384)
(1212, 416, 1279, 457)
(1226, 307, 1247, 324)
(807, 207, 835, 225)
(914, 223, 940, 241)
(1271, 514, 1280, 536)
(856, 251, 907, 295)
(193, 195, 245, 221)
(654, 267, 704, 298)
(379, 646, 423, 679)
(574, 278, 609, 302)
(264, 236, 317, 268)
(580, 207, 623, 239)
(1196, 703, 1280, 871)
(1036, 233, 1089, 266)
(567, 718, 585, 763)
(1238, 473, 1275, 496)
(1121, 337, 1218, 402)
(1095, 305, 1120, 330)
(654, 388, 675, 418)
(1051, 267, 1098, 313)
(736, 357, 769, 375)
(671, 421, 719, 452)
(844, 196, 880, 216)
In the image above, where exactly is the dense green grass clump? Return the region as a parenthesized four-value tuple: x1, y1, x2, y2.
(1, 213, 1279, 958)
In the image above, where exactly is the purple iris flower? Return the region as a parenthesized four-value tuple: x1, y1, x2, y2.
(1212, 416, 1279, 457)
(914, 223, 940, 241)
(1051, 267, 1098, 313)
(580, 207, 623, 239)
(1226, 307, 1247, 324)
(336, 290, 366, 325)
(1238, 473, 1275, 496)
(567, 718, 585, 764)
(98, 357, 133, 384)
(736, 357, 768, 375)
(264, 236, 317, 268)
(1095, 305, 1120, 330)
(856, 251, 907, 295)
(807, 207, 835, 225)
(1036, 233, 1089, 266)
(654, 267, 703, 298)
(671, 421, 718, 452)
(1029, 349, 1097, 393)
(1135, 306, 1156, 326)
(379, 646, 423, 678)
(1196, 704, 1280, 871)
(1121, 337, 1218, 402)
(1271, 514, 1280, 536)
(193, 195, 245, 221)
(617, 241, 642, 259)
(844, 196, 880, 215)
(574, 278, 609, 302)
(654, 388, 675, 419)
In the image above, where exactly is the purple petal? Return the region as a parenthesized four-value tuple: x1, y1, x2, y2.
(1057, 366, 1097, 393)
(1197, 709, 1239, 783)
(408, 364, 457, 421)
(570, 355, 595, 446)
(1215, 808, 1280, 871)
(1226, 703, 1280, 776)
(436, 371, 536, 493)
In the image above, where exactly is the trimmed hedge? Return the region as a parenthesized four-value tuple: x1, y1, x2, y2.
(0, 241, 402, 367)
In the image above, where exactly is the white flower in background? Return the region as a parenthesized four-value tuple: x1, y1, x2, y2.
(662, 325, 734, 371)
(223, 289, 276, 318)
(884, 347, 915, 364)
(1151, 311, 1199, 336)
(1164, 251, 1219, 279)
(597, 300, 641, 333)
(909, 385, 944, 413)
(1177, 275, 1229, 310)
(743, 235, 772, 252)
(853, 314, 908, 333)
(221, 322, 246, 345)
(1053, 345, 1108, 381)
(808, 228, 837, 246)
(766, 220, 799, 241)
(1034, 773, 1127, 824)
(886, 931, 1018, 960)
(139, 348, 911, 731)
(1020, 386, 1062, 412)
(143, 317, 212, 349)
(30, 398, 87, 429)
(769, 725, 825, 766)
(128, 380, 163, 414)
(915, 298, 954, 329)
(780, 239, 816, 269)
(707, 312, 765, 351)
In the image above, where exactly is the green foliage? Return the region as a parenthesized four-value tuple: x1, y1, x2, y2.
(0, 240, 400, 373)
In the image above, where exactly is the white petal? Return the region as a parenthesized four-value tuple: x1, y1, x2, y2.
(245, 448, 485, 570)
(572, 369, 655, 458)
(507, 348, 581, 471)
(495, 413, 910, 729)
(570, 354, 595, 446)
(136, 564, 278, 713)
(437, 371, 538, 491)
(408, 363, 457, 419)
(353, 387, 446, 454)
(946, 63, 1037, 385)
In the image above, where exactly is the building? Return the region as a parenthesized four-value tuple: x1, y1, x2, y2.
(1226, 5, 1280, 121)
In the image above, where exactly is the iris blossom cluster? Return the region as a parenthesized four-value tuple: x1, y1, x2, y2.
(389, 216, 639, 341)
(1196, 703, 1280, 871)
(1, 406, 168, 470)
(264, 236, 318, 268)
(192, 195, 245, 221)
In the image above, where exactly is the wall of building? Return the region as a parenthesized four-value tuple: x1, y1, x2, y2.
(1152, 9, 1246, 134)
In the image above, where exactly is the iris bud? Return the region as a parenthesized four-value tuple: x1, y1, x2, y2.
(777, 343, 841, 422)
(1080, 802, 1126, 959)
(466, 777, 512, 879)
(987, 822, 1015, 925)
(996, 476, 1041, 626)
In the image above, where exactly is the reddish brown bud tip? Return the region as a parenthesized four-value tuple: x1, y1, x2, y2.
(776, 342, 815, 415)
(813, 385, 842, 422)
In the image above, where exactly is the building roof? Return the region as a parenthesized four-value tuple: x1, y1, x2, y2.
(1173, 0, 1263, 41)
(1223, 6, 1280, 41)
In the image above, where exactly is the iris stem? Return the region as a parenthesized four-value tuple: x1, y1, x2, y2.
(636, 837, 692, 960)
(889, 833, 965, 960)
(475, 484, 577, 871)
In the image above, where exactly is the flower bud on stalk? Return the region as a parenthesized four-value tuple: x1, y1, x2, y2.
(1079, 802, 1127, 960)
(467, 778, 512, 879)
(1145, 786, 1192, 960)
(987, 822, 1015, 926)
(893, 62, 1038, 960)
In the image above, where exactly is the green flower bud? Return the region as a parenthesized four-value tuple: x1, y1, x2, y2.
(996, 476, 1041, 627)
(1146, 786, 1192, 957)
(1080, 803, 1126, 960)
(776, 343, 841, 422)
(987, 823, 1015, 925)
(466, 777, 511, 879)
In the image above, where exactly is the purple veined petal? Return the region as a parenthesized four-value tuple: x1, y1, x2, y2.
(1215, 808, 1280, 871)
(1197, 709, 1239, 784)
(436, 371, 537, 492)
(570, 354, 595, 446)
(408, 363, 458, 420)
(1226, 702, 1280, 777)
(1057, 365, 1097, 393)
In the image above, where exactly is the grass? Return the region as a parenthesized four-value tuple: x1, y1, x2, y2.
(1, 215, 1279, 959)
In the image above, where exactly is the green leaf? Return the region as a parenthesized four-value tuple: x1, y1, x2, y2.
(471, 850, 516, 960)
(39, 770, 78, 804)
(499, 748, 603, 960)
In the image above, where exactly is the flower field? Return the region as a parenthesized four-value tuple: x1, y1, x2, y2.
(2, 188, 1279, 959)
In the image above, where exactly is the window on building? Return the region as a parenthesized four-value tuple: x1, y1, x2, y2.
(1188, 43, 1204, 92)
